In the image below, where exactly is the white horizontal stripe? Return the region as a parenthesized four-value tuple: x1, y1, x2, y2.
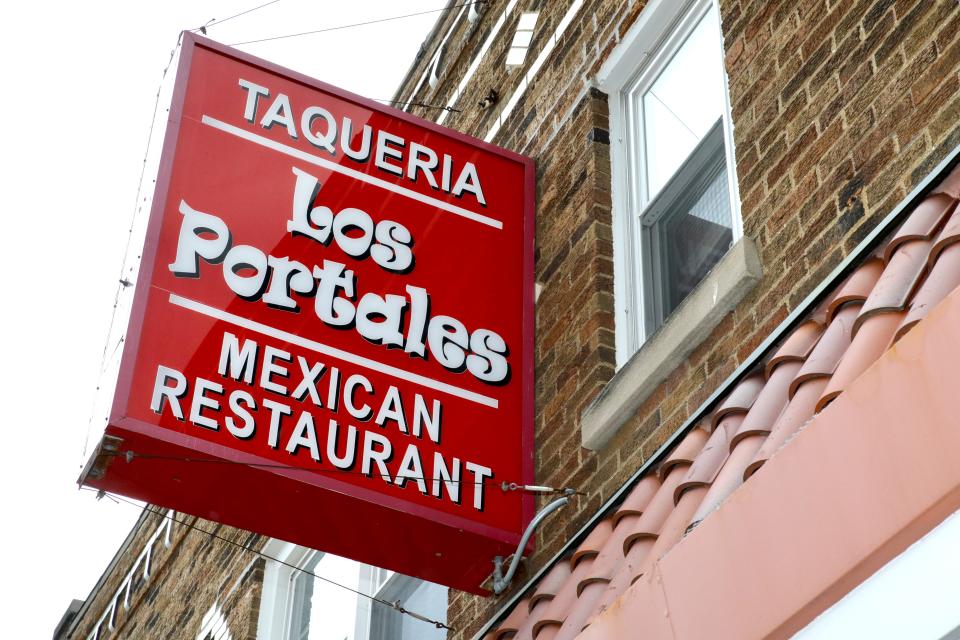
(167, 293, 499, 408)
(200, 115, 502, 230)
(484, 0, 585, 143)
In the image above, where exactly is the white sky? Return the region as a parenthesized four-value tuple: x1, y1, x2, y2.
(0, 1, 443, 636)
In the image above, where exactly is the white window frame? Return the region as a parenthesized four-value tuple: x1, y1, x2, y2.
(257, 541, 446, 640)
(599, 0, 742, 367)
(256, 540, 323, 640)
(356, 568, 447, 640)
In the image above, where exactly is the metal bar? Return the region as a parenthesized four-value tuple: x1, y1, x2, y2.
(493, 495, 571, 594)
(470, 142, 960, 640)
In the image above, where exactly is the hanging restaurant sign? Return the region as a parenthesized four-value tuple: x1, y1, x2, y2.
(80, 33, 535, 594)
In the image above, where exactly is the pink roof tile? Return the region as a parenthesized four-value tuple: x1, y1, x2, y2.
(882, 193, 954, 261)
(528, 561, 574, 611)
(674, 417, 739, 503)
(746, 376, 829, 479)
(930, 201, 960, 263)
(710, 375, 764, 429)
(789, 303, 859, 396)
(569, 518, 613, 569)
(730, 360, 800, 448)
(495, 597, 531, 638)
(898, 241, 960, 340)
(657, 425, 709, 480)
(764, 319, 823, 377)
(622, 462, 693, 554)
(688, 434, 766, 528)
(588, 536, 656, 625)
(527, 520, 614, 638)
(854, 239, 931, 334)
(823, 257, 883, 321)
(931, 163, 960, 199)
(820, 310, 903, 410)
(611, 475, 661, 526)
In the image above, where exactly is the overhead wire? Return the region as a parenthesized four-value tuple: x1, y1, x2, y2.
(188, 0, 282, 33)
(79, 34, 183, 469)
(79, 488, 454, 631)
(230, 1, 485, 46)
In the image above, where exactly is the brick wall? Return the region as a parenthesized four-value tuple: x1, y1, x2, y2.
(395, 0, 960, 637)
(65, 510, 264, 640)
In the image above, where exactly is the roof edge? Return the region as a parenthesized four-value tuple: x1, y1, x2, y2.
(470, 140, 960, 640)
(58, 506, 153, 640)
(390, 0, 461, 105)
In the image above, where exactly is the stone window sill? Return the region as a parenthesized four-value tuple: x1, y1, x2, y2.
(581, 236, 762, 450)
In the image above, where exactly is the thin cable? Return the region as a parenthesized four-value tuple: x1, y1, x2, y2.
(189, 0, 281, 33)
(80, 35, 183, 469)
(230, 1, 484, 46)
(96, 450, 578, 494)
(81, 488, 453, 631)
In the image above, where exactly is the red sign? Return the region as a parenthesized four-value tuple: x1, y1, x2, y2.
(81, 33, 534, 594)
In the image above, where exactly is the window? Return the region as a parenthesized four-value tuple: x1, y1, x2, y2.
(196, 603, 233, 640)
(602, 0, 741, 365)
(257, 541, 446, 640)
(356, 567, 447, 640)
(289, 552, 361, 640)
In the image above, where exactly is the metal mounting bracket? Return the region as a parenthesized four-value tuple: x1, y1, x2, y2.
(491, 490, 574, 595)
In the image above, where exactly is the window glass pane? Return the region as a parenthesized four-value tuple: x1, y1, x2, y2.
(390, 582, 447, 640)
(643, 6, 724, 197)
(658, 162, 732, 316)
(370, 578, 447, 640)
(296, 554, 361, 640)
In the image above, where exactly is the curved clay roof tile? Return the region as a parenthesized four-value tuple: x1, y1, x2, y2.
(494, 597, 531, 639)
(586, 537, 658, 629)
(535, 521, 614, 639)
(657, 426, 710, 480)
(528, 561, 573, 611)
(645, 483, 713, 567)
(601, 486, 713, 611)
(854, 239, 931, 335)
(620, 464, 689, 555)
(673, 415, 741, 504)
(789, 304, 860, 397)
(745, 377, 829, 479)
(897, 241, 960, 341)
(710, 375, 765, 429)
(823, 257, 884, 322)
(883, 193, 955, 261)
(730, 361, 801, 450)
(687, 435, 767, 528)
(932, 163, 960, 199)
(764, 320, 824, 377)
(611, 475, 661, 527)
(928, 203, 960, 266)
(819, 310, 903, 411)
(513, 596, 554, 640)
(576, 522, 638, 595)
(570, 517, 613, 570)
